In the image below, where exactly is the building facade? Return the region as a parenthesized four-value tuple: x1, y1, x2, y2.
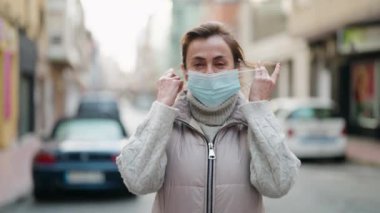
(1, 0, 90, 145)
(288, 0, 380, 138)
(0, 0, 45, 148)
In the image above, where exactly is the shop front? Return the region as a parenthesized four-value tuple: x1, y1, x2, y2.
(288, 0, 380, 139)
(337, 23, 380, 138)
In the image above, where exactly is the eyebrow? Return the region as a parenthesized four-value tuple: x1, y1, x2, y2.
(190, 55, 227, 61)
(190, 56, 206, 61)
(213, 56, 226, 61)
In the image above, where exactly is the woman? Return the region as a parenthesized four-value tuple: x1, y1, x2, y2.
(116, 22, 300, 213)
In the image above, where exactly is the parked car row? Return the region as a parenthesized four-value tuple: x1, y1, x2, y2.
(33, 92, 131, 200)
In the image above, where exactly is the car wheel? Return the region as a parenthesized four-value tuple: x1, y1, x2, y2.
(33, 190, 51, 201)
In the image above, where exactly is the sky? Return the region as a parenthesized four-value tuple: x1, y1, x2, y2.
(81, 0, 172, 73)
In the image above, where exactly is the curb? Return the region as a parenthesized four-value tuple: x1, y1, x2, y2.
(346, 136, 380, 167)
(0, 134, 41, 209)
(345, 156, 380, 168)
(0, 192, 32, 213)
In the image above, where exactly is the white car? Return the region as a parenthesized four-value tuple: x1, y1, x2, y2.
(270, 98, 347, 160)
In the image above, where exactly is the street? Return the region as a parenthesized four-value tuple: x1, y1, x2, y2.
(1, 1, 380, 212)
(3, 162, 380, 213)
(3, 99, 380, 213)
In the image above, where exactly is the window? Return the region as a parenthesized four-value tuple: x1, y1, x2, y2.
(288, 107, 338, 120)
(54, 119, 124, 141)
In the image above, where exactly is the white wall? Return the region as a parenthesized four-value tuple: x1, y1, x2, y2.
(46, 0, 85, 68)
(288, 0, 380, 39)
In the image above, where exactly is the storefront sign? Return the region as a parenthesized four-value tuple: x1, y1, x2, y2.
(338, 25, 380, 55)
(3, 52, 12, 120)
(0, 17, 17, 121)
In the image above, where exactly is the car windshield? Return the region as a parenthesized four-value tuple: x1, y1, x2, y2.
(54, 119, 124, 141)
(288, 107, 338, 120)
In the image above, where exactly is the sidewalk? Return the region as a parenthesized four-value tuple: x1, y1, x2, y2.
(346, 136, 380, 166)
(0, 135, 41, 208)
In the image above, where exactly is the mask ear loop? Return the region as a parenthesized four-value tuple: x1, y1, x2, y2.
(172, 65, 187, 83)
(171, 65, 188, 92)
(238, 69, 259, 93)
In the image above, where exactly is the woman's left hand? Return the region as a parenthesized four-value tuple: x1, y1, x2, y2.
(249, 63, 280, 102)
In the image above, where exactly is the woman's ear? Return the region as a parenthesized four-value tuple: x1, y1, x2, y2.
(236, 60, 242, 71)
(181, 64, 188, 81)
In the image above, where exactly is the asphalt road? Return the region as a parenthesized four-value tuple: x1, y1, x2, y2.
(264, 162, 380, 213)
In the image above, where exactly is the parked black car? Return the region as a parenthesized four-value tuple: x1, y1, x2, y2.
(32, 116, 131, 200)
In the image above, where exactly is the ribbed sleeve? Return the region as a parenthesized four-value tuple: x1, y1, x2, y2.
(116, 101, 178, 195)
(240, 101, 301, 198)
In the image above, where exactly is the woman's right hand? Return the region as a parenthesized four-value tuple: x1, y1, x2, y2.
(156, 69, 184, 106)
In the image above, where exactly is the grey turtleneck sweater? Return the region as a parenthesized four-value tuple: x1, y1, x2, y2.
(187, 93, 238, 141)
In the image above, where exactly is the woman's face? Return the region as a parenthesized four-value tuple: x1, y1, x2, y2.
(183, 35, 235, 76)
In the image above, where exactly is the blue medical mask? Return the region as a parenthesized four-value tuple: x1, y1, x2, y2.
(187, 70, 241, 107)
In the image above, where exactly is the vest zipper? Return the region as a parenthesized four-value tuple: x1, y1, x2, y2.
(207, 142, 215, 213)
(176, 120, 214, 213)
(206, 122, 243, 213)
(208, 143, 216, 159)
(176, 119, 245, 213)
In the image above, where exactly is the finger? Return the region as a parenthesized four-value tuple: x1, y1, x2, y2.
(260, 66, 270, 78)
(253, 61, 260, 69)
(255, 69, 262, 77)
(159, 74, 178, 82)
(255, 66, 266, 77)
(165, 68, 174, 74)
(178, 81, 184, 93)
(161, 76, 180, 83)
(271, 63, 281, 83)
(171, 76, 181, 81)
(171, 69, 182, 79)
(173, 80, 183, 90)
(257, 60, 262, 68)
(164, 68, 176, 77)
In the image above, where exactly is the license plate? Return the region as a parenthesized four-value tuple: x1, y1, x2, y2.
(301, 135, 337, 144)
(66, 171, 105, 184)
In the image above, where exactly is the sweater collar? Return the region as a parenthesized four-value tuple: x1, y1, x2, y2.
(187, 92, 238, 126)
